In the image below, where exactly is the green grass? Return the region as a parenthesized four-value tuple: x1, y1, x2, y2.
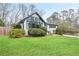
(0, 35, 79, 56)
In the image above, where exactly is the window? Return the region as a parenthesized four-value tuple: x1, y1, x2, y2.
(27, 16, 45, 28)
(49, 25, 56, 28)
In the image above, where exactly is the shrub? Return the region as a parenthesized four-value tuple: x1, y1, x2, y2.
(40, 27, 47, 32)
(57, 21, 78, 34)
(56, 28, 63, 35)
(10, 29, 25, 38)
(28, 28, 47, 37)
(0, 19, 5, 26)
(12, 24, 21, 29)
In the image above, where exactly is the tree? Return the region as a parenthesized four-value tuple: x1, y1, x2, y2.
(0, 4, 44, 26)
(61, 10, 68, 21)
(9, 4, 27, 24)
(68, 9, 75, 23)
(47, 12, 60, 25)
(73, 16, 79, 31)
(27, 4, 44, 16)
(0, 3, 12, 26)
(0, 19, 4, 26)
(47, 8, 79, 34)
(19, 4, 27, 18)
(56, 20, 76, 34)
(73, 9, 79, 30)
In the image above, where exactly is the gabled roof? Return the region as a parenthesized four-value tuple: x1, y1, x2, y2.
(17, 12, 47, 25)
(16, 12, 58, 26)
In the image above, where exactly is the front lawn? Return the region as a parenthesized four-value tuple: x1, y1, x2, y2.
(0, 35, 79, 56)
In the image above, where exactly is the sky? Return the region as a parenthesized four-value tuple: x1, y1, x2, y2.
(13, 3, 79, 21)
(27, 3, 79, 20)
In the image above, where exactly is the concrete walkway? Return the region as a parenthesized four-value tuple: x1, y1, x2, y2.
(63, 34, 79, 38)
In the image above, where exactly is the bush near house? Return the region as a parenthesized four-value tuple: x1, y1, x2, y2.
(9, 29, 25, 38)
(11, 24, 21, 29)
(0, 19, 5, 26)
(40, 27, 47, 32)
(9, 24, 25, 38)
(28, 22, 47, 37)
(28, 28, 47, 37)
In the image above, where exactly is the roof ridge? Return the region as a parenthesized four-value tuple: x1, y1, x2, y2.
(17, 12, 47, 25)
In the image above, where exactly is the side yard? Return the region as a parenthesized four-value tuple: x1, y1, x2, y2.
(0, 35, 79, 56)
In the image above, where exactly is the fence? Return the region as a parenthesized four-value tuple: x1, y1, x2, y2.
(0, 27, 10, 35)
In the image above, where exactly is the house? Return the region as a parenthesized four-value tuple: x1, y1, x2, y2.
(16, 12, 58, 35)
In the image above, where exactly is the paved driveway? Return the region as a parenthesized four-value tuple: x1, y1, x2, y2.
(63, 34, 79, 38)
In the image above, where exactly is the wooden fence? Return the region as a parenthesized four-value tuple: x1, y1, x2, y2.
(0, 27, 10, 35)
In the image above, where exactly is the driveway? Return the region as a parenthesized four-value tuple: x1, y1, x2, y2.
(63, 34, 79, 38)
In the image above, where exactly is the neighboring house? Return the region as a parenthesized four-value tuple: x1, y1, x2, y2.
(16, 12, 57, 35)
